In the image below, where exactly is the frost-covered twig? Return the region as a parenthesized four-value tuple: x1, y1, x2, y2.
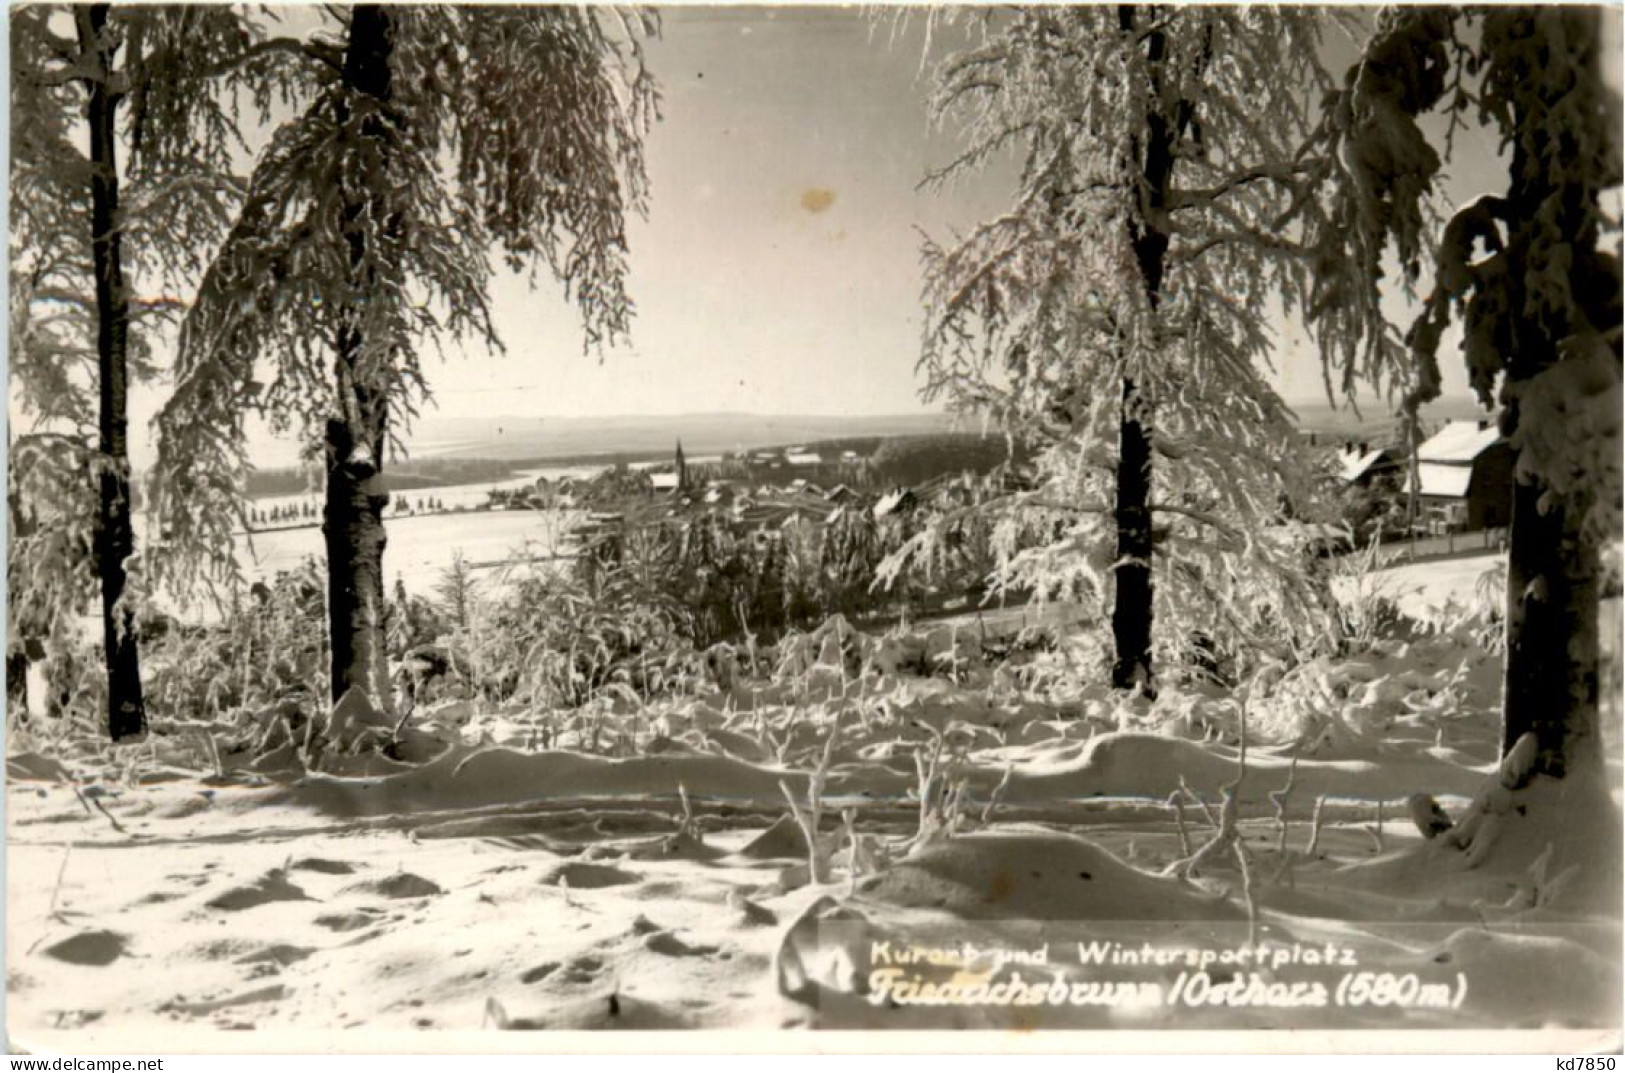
(1363, 799, 1385, 854)
(777, 716, 842, 884)
(1305, 793, 1328, 857)
(1234, 840, 1258, 946)
(980, 763, 1013, 826)
(843, 808, 862, 897)
(1501, 841, 1583, 913)
(25, 844, 77, 955)
(47, 844, 71, 920)
(1164, 700, 1249, 881)
(199, 730, 225, 779)
(72, 786, 127, 835)
(1269, 758, 1297, 857)
(1167, 789, 1193, 857)
(676, 781, 701, 841)
(910, 722, 969, 849)
(1179, 774, 1218, 828)
(779, 779, 828, 884)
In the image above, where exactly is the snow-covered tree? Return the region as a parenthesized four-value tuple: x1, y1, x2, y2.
(902, 7, 1354, 691)
(150, 6, 658, 710)
(9, 5, 305, 739)
(1307, 7, 1621, 780)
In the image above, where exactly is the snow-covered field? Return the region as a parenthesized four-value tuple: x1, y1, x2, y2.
(1357, 552, 1507, 623)
(8, 554, 1620, 1049)
(236, 510, 579, 598)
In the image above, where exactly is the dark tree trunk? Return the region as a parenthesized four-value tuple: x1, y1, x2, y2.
(1110, 8, 1196, 696)
(1110, 377, 1155, 692)
(80, 5, 146, 742)
(1497, 53, 1611, 780)
(324, 4, 396, 710)
(324, 416, 392, 708)
(1502, 479, 1601, 779)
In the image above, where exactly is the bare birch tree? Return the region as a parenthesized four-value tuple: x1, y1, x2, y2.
(9, 5, 305, 739)
(901, 7, 1356, 691)
(150, 6, 658, 711)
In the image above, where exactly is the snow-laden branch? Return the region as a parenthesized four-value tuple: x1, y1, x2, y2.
(1166, 161, 1314, 211)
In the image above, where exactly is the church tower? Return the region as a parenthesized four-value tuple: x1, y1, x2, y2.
(675, 439, 689, 491)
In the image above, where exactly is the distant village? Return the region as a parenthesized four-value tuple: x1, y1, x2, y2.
(241, 432, 1017, 537)
(491, 438, 1001, 560)
(241, 418, 1516, 564)
(529, 416, 1518, 568)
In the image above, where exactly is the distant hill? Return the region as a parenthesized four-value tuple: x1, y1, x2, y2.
(397, 412, 962, 462)
(228, 412, 969, 495)
(1285, 394, 1492, 445)
(217, 401, 1496, 483)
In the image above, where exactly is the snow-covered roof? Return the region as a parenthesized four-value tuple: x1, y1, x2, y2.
(739, 496, 829, 528)
(873, 489, 913, 518)
(1338, 446, 1392, 483)
(1410, 462, 1474, 499)
(1416, 420, 1500, 463)
(785, 452, 823, 466)
(650, 472, 680, 490)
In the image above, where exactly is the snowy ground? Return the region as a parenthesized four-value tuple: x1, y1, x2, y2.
(1355, 552, 1508, 624)
(7, 557, 1621, 1049)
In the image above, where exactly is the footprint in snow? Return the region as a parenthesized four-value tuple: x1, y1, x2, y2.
(558, 955, 603, 984)
(153, 797, 214, 820)
(728, 892, 778, 927)
(290, 857, 356, 876)
(235, 944, 314, 968)
(156, 984, 286, 1018)
(42, 930, 128, 967)
(47, 1009, 104, 1029)
(313, 909, 381, 932)
(486, 992, 692, 1030)
(186, 938, 261, 962)
(540, 861, 639, 889)
(206, 870, 312, 911)
(625, 831, 725, 862)
(643, 931, 720, 958)
(339, 873, 442, 899)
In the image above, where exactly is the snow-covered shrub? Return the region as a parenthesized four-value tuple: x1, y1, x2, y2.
(5, 635, 103, 755)
(477, 559, 699, 713)
(1242, 656, 1386, 750)
(1432, 559, 1507, 653)
(143, 559, 330, 725)
(1326, 538, 1419, 653)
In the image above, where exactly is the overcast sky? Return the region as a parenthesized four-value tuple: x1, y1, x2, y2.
(87, 5, 1614, 464)
(401, 5, 1484, 421)
(433, 7, 1017, 419)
